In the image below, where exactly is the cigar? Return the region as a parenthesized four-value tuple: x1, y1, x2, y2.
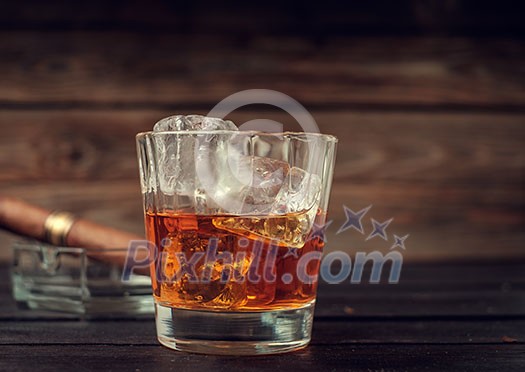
(0, 196, 149, 273)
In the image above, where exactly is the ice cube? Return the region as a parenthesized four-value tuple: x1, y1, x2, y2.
(271, 167, 321, 215)
(152, 115, 237, 196)
(212, 210, 313, 248)
(150, 115, 322, 247)
(196, 153, 290, 215)
(211, 165, 322, 248)
(205, 282, 247, 308)
(231, 156, 290, 214)
(153, 133, 192, 196)
(201, 254, 252, 309)
(153, 115, 237, 132)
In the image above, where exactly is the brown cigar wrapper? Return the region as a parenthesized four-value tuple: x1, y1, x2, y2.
(0, 196, 150, 274)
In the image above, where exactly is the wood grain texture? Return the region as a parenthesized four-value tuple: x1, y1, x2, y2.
(1, 2, 524, 370)
(1, 260, 524, 370)
(1, 109, 523, 184)
(0, 344, 523, 372)
(0, 109, 523, 261)
(0, 7, 523, 266)
(2, 319, 525, 345)
(2, 261, 524, 319)
(0, 33, 524, 107)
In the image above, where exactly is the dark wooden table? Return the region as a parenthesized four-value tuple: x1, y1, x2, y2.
(1, 260, 524, 371)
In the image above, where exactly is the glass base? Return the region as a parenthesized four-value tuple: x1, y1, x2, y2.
(155, 302, 315, 355)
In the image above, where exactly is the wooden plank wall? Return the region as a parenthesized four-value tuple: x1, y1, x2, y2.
(0, 0, 524, 262)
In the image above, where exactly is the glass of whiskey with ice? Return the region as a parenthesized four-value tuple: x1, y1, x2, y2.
(136, 115, 337, 355)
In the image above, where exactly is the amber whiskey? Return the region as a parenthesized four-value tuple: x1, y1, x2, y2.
(145, 210, 325, 311)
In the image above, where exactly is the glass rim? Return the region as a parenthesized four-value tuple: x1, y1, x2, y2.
(136, 130, 338, 143)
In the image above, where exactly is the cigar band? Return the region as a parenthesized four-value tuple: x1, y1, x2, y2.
(43, 211, 76, 246)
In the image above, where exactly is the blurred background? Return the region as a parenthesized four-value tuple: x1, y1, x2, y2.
(0, 0, 523, 262)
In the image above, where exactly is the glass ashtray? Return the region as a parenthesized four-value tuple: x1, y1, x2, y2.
(11, 241, 153, 318)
